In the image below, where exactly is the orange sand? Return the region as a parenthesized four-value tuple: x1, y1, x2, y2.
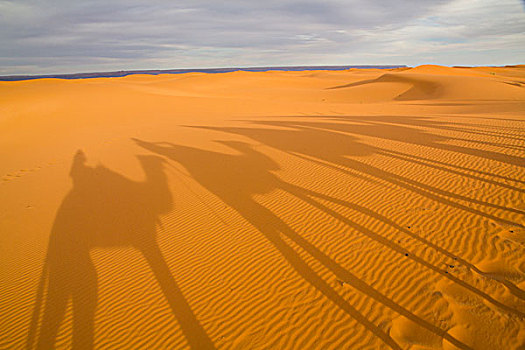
(1, 65, 524, 349)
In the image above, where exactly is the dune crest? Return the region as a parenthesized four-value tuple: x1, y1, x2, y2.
(327, 68, 525, 102)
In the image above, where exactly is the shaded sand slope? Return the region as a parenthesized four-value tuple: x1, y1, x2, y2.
(0, 66, 524, 349)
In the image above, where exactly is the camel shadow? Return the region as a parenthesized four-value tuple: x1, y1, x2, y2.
(27, 150, 214, 349)
(190, 119, 525, 301)
(133, 138, 473, 350)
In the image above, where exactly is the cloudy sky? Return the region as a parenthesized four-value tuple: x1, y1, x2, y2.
(1, 0, 524, 75)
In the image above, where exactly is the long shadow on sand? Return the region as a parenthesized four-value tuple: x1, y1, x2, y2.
(27, 151, 214, 350)
(134, 138, 478, 350)
(191, 118, 525, 302)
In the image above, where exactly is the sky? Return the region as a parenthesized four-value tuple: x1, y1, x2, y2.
(1, 0, 524, 75)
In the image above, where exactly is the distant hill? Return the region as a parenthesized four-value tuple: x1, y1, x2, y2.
(0, 65, 407, 81)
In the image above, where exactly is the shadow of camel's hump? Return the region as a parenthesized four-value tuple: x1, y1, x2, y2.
(51, 152, 172, 250)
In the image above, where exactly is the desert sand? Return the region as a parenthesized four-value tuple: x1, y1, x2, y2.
(0, 65, 524, 349)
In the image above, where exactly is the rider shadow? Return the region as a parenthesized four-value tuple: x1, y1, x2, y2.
(194, 121, 524, 227)
(27, 150, 214, 350)
(133, 138, 472, 350)
(189, 121, 525, 301)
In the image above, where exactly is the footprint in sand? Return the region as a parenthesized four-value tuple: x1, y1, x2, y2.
(499, 227, 525, 245)
(2, 165, 48, 183)
(390, 315, 444, 349)
(435, 279, 525, 350)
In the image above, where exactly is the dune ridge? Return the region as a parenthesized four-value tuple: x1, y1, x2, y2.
(0, 65, 524, 349)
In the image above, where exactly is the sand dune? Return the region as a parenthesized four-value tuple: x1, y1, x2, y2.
(327, 67, 525, 102)
(0, 66, 524, 349)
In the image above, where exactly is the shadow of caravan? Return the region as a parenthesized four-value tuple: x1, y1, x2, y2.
(134, 138, 474, 350)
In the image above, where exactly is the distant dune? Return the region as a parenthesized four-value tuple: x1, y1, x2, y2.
(0, 65, 407, 81)
(1, 65, 524, 349)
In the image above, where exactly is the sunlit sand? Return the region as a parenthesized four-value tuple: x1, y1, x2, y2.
(1, 65, 524, 349)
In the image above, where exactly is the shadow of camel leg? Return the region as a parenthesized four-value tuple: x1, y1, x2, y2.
(36, 267, 69, 350)
(235, 199, 402, 350)
(141, 242, 215, 350)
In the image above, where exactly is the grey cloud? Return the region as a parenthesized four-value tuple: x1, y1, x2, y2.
(0, 0, 523, 75)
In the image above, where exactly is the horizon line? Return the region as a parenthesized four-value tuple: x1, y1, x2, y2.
(2, 63, 524, 82)
(0, 64, 410, 82)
